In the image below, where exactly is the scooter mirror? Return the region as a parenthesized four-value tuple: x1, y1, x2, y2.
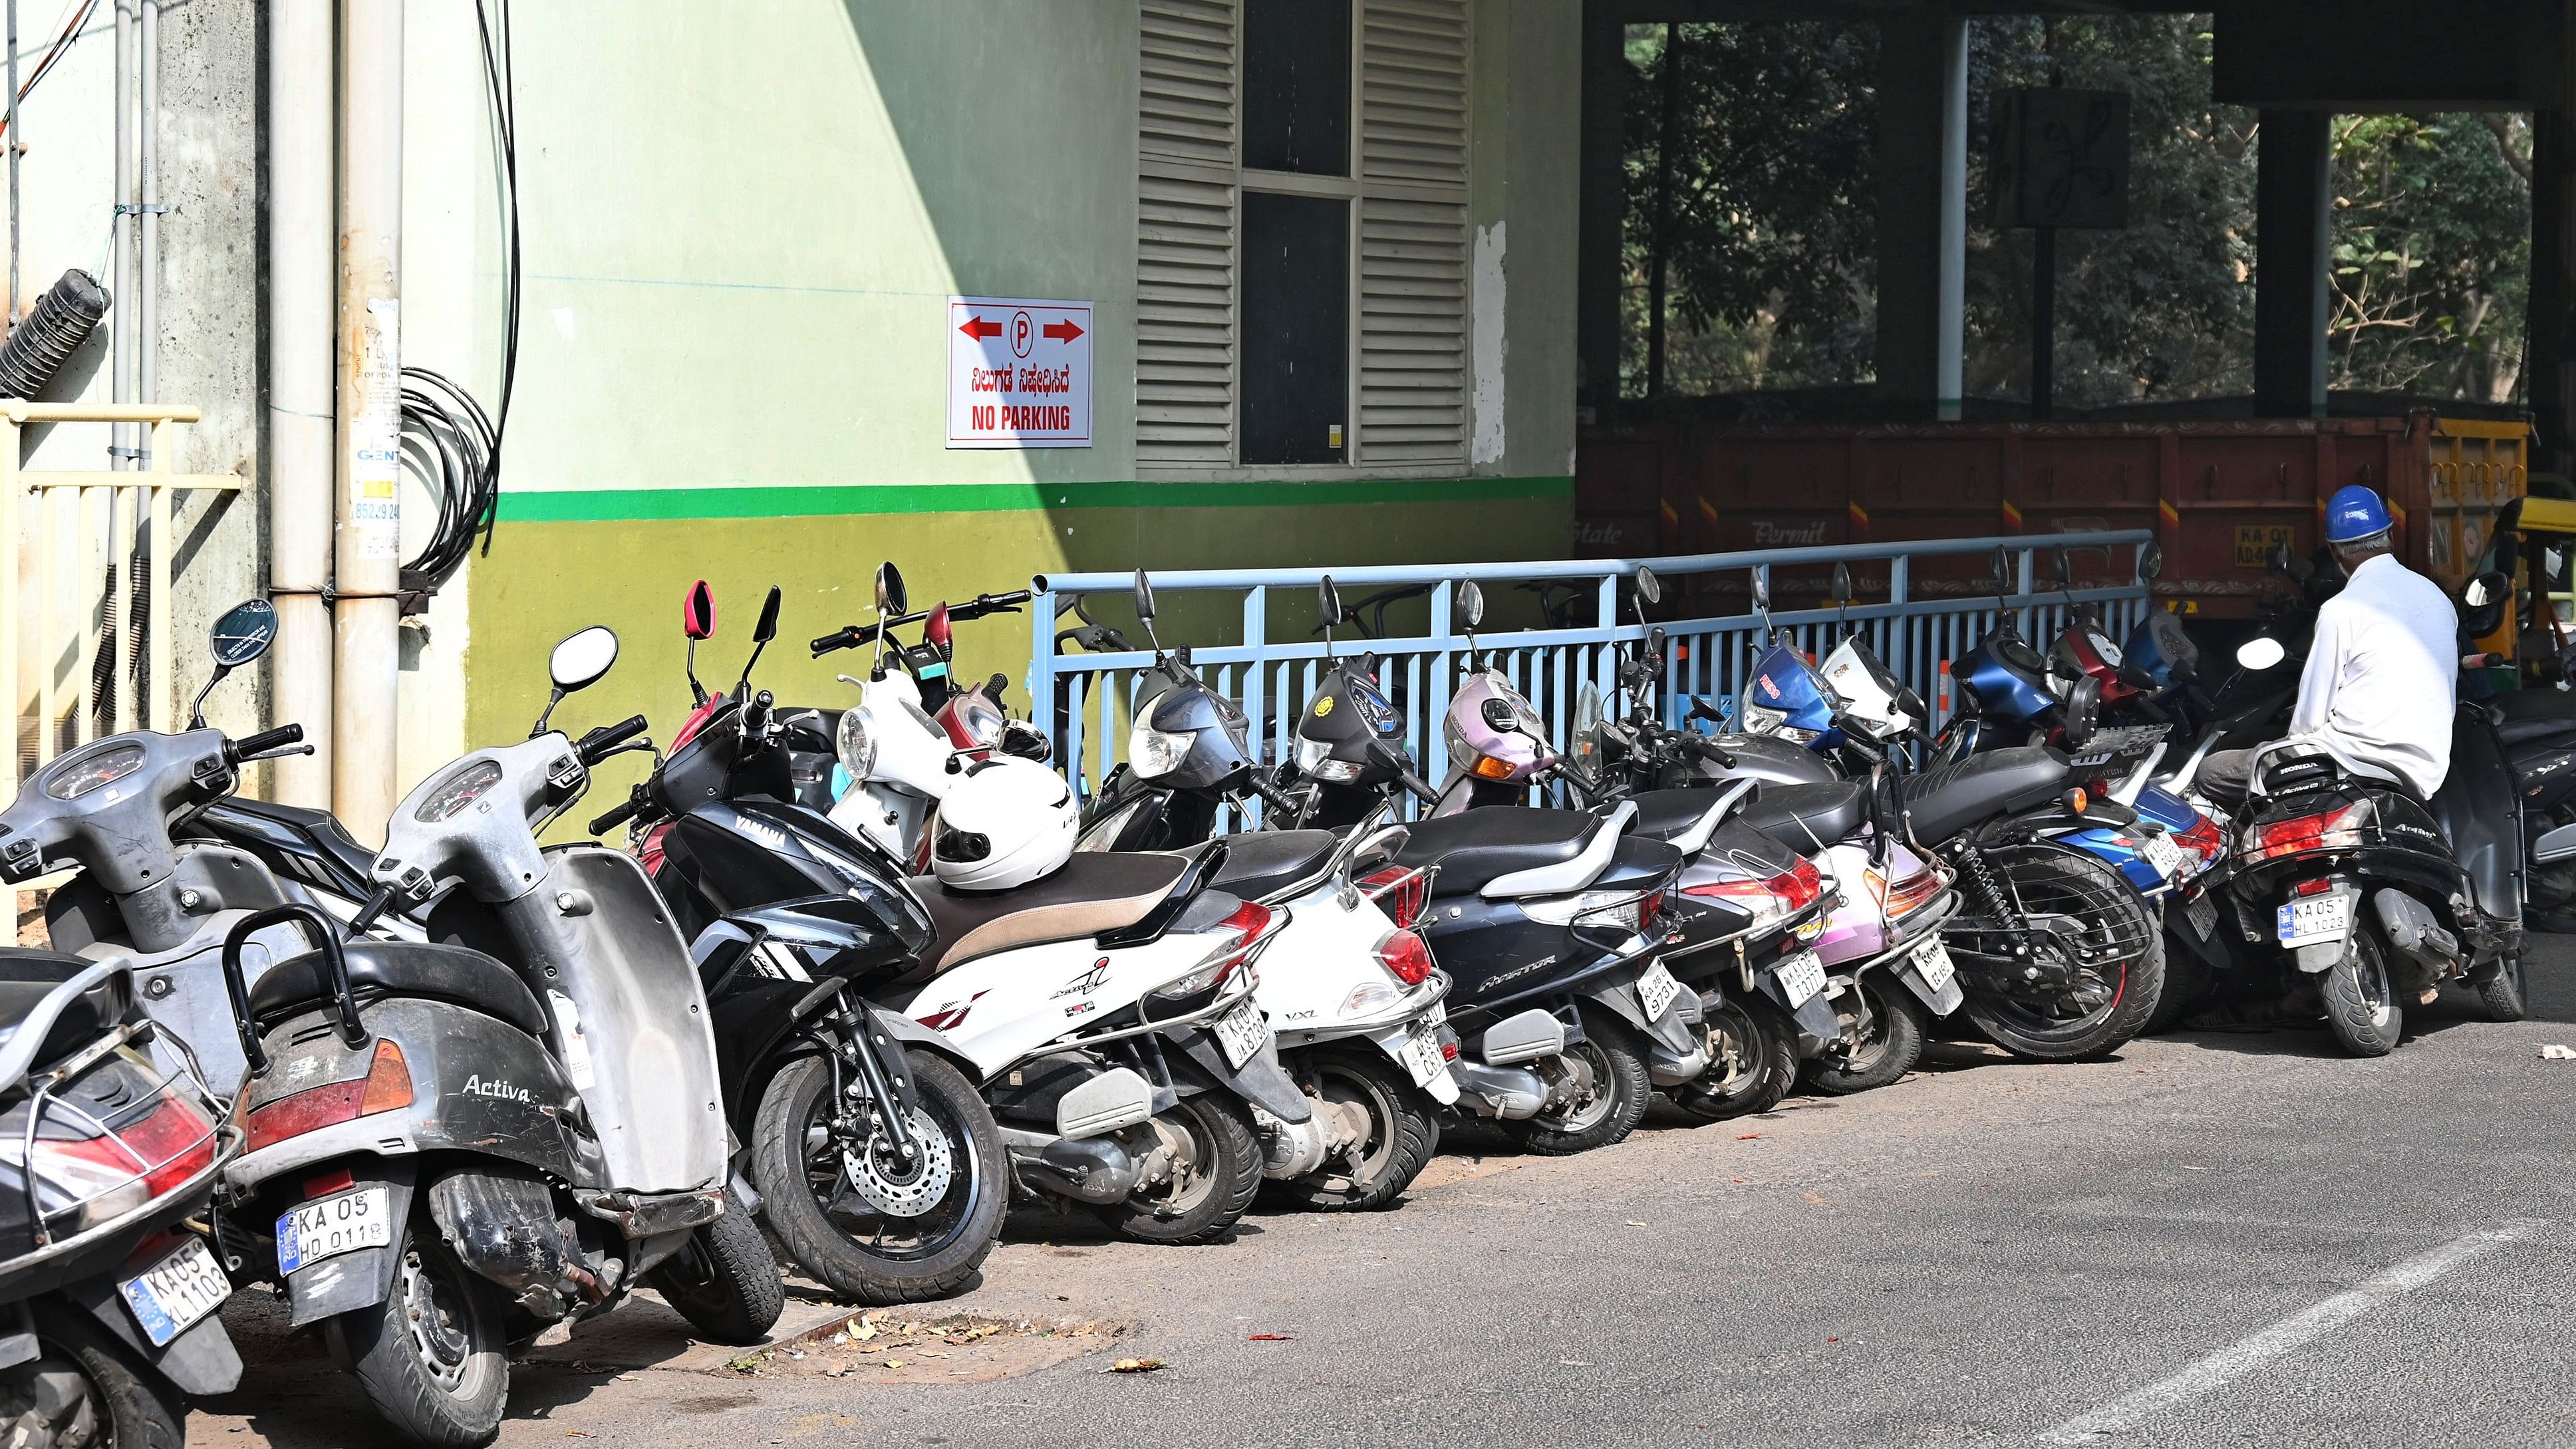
(1457, 580, 1485, 629)
(549, 626, 621, 694)
(1992, 545, 2014, 594)
(2464, 573, 2497, 608)
(2461, 569, 2509, 640)
(1635, 567, 1663, 606)
(208, 598, 278, 668)
(875, 562, 908, 618)
(1318, 575, 1345, 628)
(1749, 569, 1769, 614)
(2138, 543, 2165, 581)
(1831, 561, 1852, 604)
(754, 585, 782, 645)
(2235, 636, 2287, 672)
(2051, 546, 2073, 590)
(1133, 569, 1158, 624)
(683, 580, 716, 641)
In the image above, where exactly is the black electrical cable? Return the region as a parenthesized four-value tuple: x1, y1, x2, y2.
(396, 0, 518, 606)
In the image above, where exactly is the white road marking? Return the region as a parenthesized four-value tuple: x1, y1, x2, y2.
(2039, 1220, 2542, 1445)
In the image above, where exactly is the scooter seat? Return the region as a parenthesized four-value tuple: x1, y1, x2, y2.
(0, 950, 116, 1067)
(1736, 782, 1866, 850)
(1395, 810, 1601, 898)
(249, 940, 549, 1039)
(198, 797, 379, 891)
(1610, 789, 1734, 851)
(2490, 688, 2576, 745)
(1899, 747, 2071, 845)
(911, 853, 1194, 972)
(1205, 830, 1338, 903)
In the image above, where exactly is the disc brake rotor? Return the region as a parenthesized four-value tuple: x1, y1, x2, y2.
(840, 1105, 956, 1218)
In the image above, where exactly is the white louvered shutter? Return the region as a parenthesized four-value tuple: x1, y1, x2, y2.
(1357, 0, 1470, 466)
(1137, 0, 1238, 465)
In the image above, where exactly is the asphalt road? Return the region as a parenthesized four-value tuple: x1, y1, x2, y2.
(190, 937, 2576, 1448)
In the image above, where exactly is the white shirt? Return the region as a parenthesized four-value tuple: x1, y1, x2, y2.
(2289, 553, 2458, 795)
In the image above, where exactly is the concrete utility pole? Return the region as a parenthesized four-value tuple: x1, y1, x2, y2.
(267, 0, 335, 806)
(334, 0, 404, 838)
(1874, 9, 1969, 420)
(2253, 109, 2333, 419)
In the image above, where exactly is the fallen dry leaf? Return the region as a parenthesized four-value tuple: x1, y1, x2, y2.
(1248, 1333, 1294, 1342)
(1737, 1132, 1762, 1140)
(1800, 1192, 1828, 1206)
(883, 1359, 906, 1369)
(1110, 1358, 1167, 1374)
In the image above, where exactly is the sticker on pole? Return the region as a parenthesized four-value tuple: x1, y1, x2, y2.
(947, 297, 1091, 449)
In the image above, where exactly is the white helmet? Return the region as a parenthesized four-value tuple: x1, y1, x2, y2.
(930, 755, 1078, 891)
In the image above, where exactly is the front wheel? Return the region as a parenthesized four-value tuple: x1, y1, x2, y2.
(1804, 976, 1925, 1096)
(1099, 1093, 1264, 1246)
(752, 1050, 1006, 1304)
(5, 1301, 189, 1449)
(322, 1219, 509, 1449)
(645, 1190, 784, 1345)
(2475, 952, 2529, 1023)
(1672, 998, 1796, 1121)
(2323, 928, 2404, 1057)
(1503, 1005, 1649, 1155)
(1273, 1047, 1440, 1212)
(1955, 844, 2163, 1061)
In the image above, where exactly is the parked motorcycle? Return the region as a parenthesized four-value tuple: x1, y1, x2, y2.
(218, 625, 781, 1446)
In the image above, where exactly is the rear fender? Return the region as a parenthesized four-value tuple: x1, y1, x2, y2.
(1171, 1029, 1312, 1124)
(284, 1163, 416, 1329)
(61, 1261, 245, 1396)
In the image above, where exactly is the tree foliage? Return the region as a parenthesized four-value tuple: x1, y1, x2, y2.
(1622, 14, 2530, 408)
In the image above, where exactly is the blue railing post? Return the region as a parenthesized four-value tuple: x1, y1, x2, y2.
(1240, 583, 1267, 824)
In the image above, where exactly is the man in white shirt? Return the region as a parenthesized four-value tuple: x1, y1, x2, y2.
(2198, 485, 2459, 807)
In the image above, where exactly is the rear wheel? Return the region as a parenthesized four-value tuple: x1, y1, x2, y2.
(646, 1190, 784, 1345)
(1503, 1006, 1649, 1155)
(4, 1301, 188, 1449)
(323, 1218, 509, 1448)
(1274, 1047, 1440, 1211)
(2323, 928, 2404, 1057)
(1955, 844, 2163, 1061)
(1804, 975, 1924, 1096)
(752, 1050, 1005, 1305)
(2474, 952, 2529, 1023)
(1099, 1094, 1263, 1245)
(1673, 999, 1797, 1120)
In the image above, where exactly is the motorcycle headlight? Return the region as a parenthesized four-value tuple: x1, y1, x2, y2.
(1075, 798, 1140, 852)
(835, 708, 877, 780)
(1738, 702, 1788, 736)
(1296, 737, 1362, 782)
(1129, 720, 1196, 779)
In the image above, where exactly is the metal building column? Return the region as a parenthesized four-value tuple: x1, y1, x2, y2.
(2253, 108, 2333, 419)
(1874, 9, 1968, 420)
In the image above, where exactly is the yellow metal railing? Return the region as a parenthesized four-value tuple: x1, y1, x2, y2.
(4, 402, 242, 801)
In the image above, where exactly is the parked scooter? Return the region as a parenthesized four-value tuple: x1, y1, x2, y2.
(217, 626, 781, 1446)
(0, 952, 242, 1445)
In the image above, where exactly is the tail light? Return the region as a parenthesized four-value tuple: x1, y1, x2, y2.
(1151, 901, 1276, 1001)
(1683, 855, 1823, 928)
(27, 1091, 218, 1235)
(246, 1040, 413, 1154)
(2176, 813, 2225, 865)
(1359, 866, 1431, 930)
(2243, 801, 2370, 864)
(1875, 862, 1945, 918)
(1373, 929, 1435, 986)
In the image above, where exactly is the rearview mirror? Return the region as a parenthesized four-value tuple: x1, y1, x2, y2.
(209, 598, 277, 668)
(1993, 545, 2015, 594)
(1749, 569, 1770, 614)
(754, 585, 782, 645)
(2464, 573, 2497, 608)
(683, 581, 716, 641)
(1635, 567, 1663, 606)
(2138, 543, 2164, 581)
(1457, 580, 1485, 629)
(1832, 561, 1852, 602)
(2051, 546, 2073, 589)
(551, 626, 621, 693)
(1318, 575, 1345, 628)
(2235, 636, 2287, 672)
(875, 562, 908, 618)
(1133, 569, 1157, 624)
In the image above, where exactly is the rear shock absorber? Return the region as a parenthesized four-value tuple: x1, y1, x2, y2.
(1952, 840, 2034, 964)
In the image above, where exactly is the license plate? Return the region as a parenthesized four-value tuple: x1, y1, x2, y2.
(1635, 960, 1681, 1021)
(2140, 830, 2185, 880)
(1775, 952, 1826, 1008)
(2276, 892, 2353, 947)
(1910, 937, 1956, 993)
(1395, 1029, 1447, 1089)
(276, 1186, 392, 1276)
(118, 1237, 228, 1347)
(2235, 524, 2294, 569)
(1212, 999, 1270, 1070)
(2185, 891, 2219, 940)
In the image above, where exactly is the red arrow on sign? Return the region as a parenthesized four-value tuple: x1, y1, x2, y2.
(958, 316, 1002, 340)
(1041, 318, 1085, 344)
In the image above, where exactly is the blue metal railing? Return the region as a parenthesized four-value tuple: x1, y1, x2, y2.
(1028, 531, 2154, 807)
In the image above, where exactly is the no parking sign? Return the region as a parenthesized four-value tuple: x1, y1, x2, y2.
(946, 296, 1093, 449)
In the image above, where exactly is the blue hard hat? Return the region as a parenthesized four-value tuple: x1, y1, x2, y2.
(2324, 485, 2392, 545)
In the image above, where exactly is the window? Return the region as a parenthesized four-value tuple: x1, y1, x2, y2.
(1137, 0, 1471, 476)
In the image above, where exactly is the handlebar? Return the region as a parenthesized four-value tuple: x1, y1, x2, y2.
(589, 784, 649, 837)
(812, 589, 1038, 656)
(227, 723, 308, 764)
(742, 689, 774, 737)
(576, 715, 650, 765)
(1676, 732, 1737, 770)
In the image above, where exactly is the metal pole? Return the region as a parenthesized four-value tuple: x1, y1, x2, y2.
(111, 1, 136, 472)
(2033, 226, 2057, 420)
(138, 0, 156, 420)
(333, 0, 402, 838)
(7, 0, 19, 325)
(267, 0, 335, 805)
(1935, 14, 1967, 421)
